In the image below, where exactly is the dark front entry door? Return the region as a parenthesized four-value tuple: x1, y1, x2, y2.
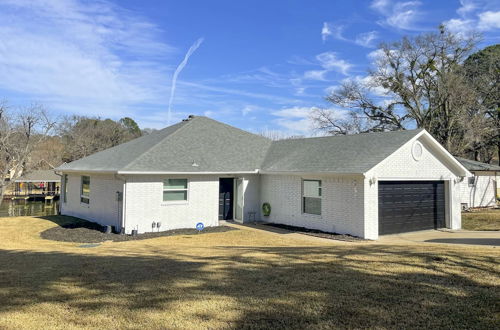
(219, 178, 234, 220)
(378, 181, 445, 235)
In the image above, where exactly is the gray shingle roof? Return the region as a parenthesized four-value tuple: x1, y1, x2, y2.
(455, 157, 500, 172)
(57, 116, 424, 174)
(261, 129, 423, 173)
(15, 170, 60, 182)
(58, 116, 272, 173)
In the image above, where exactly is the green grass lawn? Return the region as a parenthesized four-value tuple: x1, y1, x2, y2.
(462, 208, 500, 231)
(0, 216, 498, 329)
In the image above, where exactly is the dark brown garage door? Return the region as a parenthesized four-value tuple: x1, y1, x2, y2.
(379, 181, 445, 235)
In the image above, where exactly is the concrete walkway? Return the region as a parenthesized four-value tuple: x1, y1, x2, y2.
(379, 229, 500, 246)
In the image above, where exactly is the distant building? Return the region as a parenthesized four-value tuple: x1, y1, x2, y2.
(456, 157, 500, 208)
(12, 170, 61, 197)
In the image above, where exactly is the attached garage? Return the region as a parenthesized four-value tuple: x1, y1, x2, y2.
(378, 181, 445, 235)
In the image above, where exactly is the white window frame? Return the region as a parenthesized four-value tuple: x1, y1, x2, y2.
(80, 175, 90, 205)
(162, 178, 189, 204)
(302, 179, 322, 216)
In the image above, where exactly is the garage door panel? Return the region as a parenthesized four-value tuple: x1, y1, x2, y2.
(379, 181, 445, 235)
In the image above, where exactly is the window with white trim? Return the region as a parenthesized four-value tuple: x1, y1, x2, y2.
(303, 179, 321, 215)
(80, 176, 90, 204)
(163, 179, 188, 201)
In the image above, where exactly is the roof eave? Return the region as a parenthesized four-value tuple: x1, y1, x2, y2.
(117, 170, 259, 175)
(259, 170, 364, 176)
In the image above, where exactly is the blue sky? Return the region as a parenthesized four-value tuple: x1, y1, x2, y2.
(0, 0, 499, 135)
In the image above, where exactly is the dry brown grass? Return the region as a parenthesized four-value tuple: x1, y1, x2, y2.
(0, 215, 499, 329)
(462, 208, 500, 231)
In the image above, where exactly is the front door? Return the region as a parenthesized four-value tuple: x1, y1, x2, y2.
(219, 178, 234, 220)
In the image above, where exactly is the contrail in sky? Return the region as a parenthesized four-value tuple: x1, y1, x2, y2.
(167, 38, 204, 125)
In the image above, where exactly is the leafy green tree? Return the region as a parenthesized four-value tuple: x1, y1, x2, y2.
(463, 44, 500, 163)
(119, 117, 142, 138)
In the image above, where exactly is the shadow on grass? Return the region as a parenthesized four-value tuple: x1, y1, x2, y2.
(0, 244, 498, 328)
(36, 215, 102, 229)
(425, 238, 500, 246)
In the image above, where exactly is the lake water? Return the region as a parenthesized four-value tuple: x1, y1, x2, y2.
(0, 199, 59, 217)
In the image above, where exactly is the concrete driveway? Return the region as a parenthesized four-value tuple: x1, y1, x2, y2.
(379, 229, 500, 246)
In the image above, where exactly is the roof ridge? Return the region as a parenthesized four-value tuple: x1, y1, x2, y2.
(274, 128, 424, 143)
(195, 116, 272, 141)
(122, 118, 196, 171)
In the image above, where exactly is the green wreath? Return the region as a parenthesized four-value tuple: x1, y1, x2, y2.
(262, 202, 271, 216)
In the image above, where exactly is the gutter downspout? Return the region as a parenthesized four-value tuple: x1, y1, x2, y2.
(53, 170, 63, 215)
(115, 174, 127, 234)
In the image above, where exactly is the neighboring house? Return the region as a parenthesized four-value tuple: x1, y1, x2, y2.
(8, 170, 61, 197)
(456, 157, 500, 209)
(56, 116, 470, 239)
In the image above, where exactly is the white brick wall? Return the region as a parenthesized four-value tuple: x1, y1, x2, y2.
(241, 174, 261, 222)
(259, 174, 365, 237)
(364, 136, 462, 238)
(61, 173, 261, 234)
(61, 173, 123, 229)
(123, 175, 220, 234)
(459, 172, 497, 208)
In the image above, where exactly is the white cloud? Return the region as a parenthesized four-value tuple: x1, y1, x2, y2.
(316, 52, 352, 75)
(271, 106, 317, 134)
(443, 18, 475, 34)
(0, 0, 175, 120)
(241, 105, 258, 116)
(370, 0, 391, 13)
(302, 52, 352, 81)
(321, 22, 346, 41)
(371, 0, 424, 30)
(355, 31, 379, 47)
(304, 70, 328, 81)
(271, 106, 347, 135)
(367, 49, 385, 62)
(457, 0, 477, 17)
(478, 11, 500, 30)
(444, 10, 500, 34)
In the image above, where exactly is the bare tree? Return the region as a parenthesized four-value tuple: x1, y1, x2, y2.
(0, 102, 56, 203)
(311, 108, 376, 135)
(258, 129, 304, 141)
(313, 26, 482, 154)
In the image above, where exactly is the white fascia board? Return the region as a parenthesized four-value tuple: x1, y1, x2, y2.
(57, 169, 118, 174)
(259, 170, 363, 177)
(117, 170, 259, 175)
(418, 131, 471, 177)
(364, 130, 471, 178)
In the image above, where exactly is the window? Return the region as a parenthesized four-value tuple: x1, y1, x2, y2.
(163, 179, 188, 201)
(63, 174, 68, 203)
(80, 176, 90, 204)
(303, 179, 321, 215)
(468, 176, 476, 187)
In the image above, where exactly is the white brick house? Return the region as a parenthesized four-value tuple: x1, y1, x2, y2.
(456, 157, 500, 209)
(57, 116, 470, 239)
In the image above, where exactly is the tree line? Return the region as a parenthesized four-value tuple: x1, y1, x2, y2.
(0, 102, 150, 199)
(312, 26, 500, 164)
